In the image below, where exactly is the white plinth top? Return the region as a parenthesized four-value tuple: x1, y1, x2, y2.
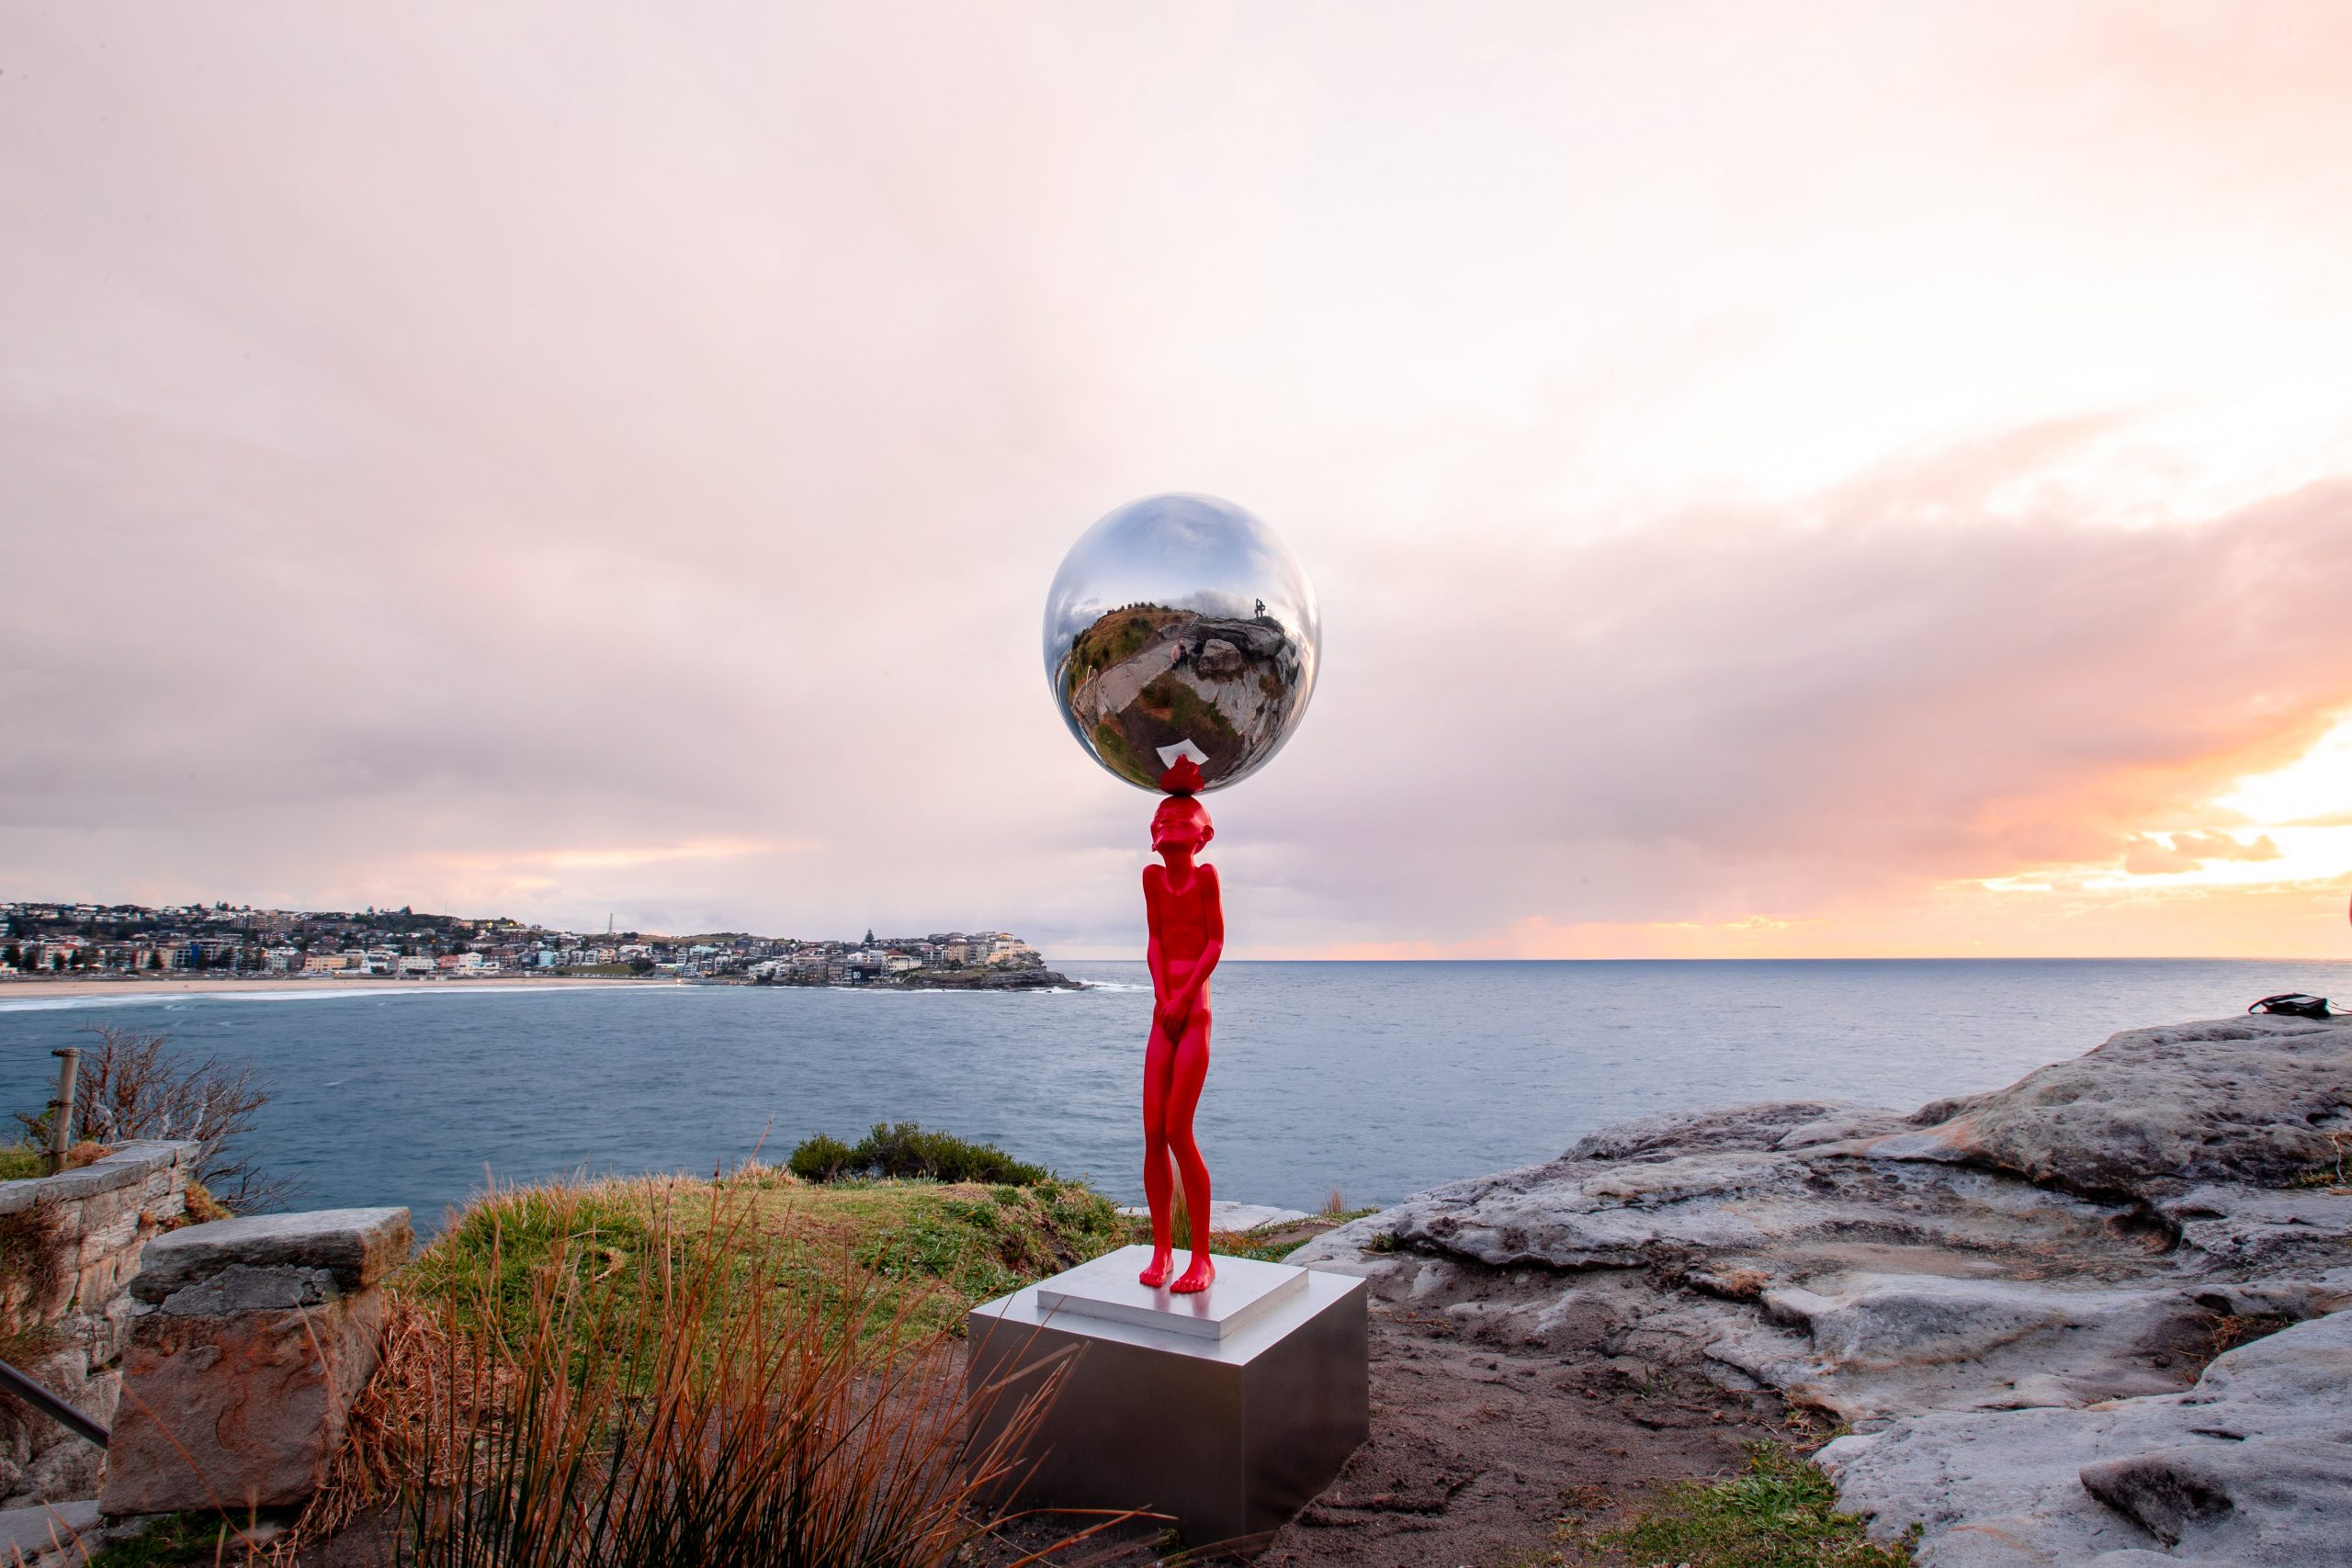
(1034, 1244, 1309, 1341)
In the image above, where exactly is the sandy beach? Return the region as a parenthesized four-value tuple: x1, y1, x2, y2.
(0, 975, 669, 1003)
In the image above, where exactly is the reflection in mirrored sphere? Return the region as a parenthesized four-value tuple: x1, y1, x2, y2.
(1044, 493, 1321, 794)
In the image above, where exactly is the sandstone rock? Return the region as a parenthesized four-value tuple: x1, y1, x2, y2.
(1289, 1018, 2352, 1554)
(100, 1207, 409, 1517)
(129, 1207, 411, 1302)
(2159, 1182, 2352, 1272)
(0, 1497, 99, 1563)
(1566, 1099, 1910, 1161)
(1193, 638, 1245, 678)
(1885, 1015, 2352, 1198)
(1294, 1101, 2199, 1421)
(100, 1290, 385, 1515)
(1819, 1308, 2352, 1564)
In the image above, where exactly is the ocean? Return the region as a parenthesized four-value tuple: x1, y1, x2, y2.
(4, 959, 2347, 1230)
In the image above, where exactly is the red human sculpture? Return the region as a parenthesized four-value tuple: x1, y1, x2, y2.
(1139, 791, 1225, 1292)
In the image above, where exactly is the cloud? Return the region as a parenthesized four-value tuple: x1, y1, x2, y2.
(2122, 833, 2285, 876)
(4, 6, 2352, 956)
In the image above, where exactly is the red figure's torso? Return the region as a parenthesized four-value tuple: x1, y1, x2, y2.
(1146, 863, 1217, 1005)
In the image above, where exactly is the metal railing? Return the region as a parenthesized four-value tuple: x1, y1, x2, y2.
(0, 1047, 110, 1447)
(0, 1359, 107, 1448)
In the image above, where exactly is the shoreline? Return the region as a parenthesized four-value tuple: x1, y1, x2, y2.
(0, 975, 670, 1004)
(0, 973, 1089, 1007)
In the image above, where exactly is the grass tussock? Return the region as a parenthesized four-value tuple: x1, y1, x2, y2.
(341, 1179, 1112, 1567)
(1577, 1442, 1917, 1568)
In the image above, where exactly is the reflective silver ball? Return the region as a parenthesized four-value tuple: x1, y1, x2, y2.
(1044, 493, 1321, 794)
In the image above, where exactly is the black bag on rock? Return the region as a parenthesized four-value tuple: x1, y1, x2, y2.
(2247, 993, 2335, 1019)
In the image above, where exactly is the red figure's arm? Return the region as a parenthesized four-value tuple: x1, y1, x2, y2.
(1143, 864, 1170, 1028)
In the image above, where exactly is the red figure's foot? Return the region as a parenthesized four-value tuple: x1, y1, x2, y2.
(1138, 1249, 1174, 1288)
(1170, 1253, 1216, 1294)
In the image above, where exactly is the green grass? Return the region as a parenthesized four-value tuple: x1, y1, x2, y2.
(0, 1142, 47, 1181)
(402, 1160, 1344, 1349)
(1204, 1206, 1379, 1263)
(402, 1166, 1131, 1342)
(1586, 1443, 1917, 1567)
(1137, 672, 1238, 741)
(85, 1511, 268, 1567)
(1091, 717, 1159, 786)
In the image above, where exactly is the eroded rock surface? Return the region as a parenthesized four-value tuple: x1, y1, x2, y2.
(1820, 1309, 2352, 1565)
(1294, 1015, 2352, 1562)
(1890, 1015, 2352, 1198)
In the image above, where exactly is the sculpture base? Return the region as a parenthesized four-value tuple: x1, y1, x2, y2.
(966, 1245, 1368, 1551)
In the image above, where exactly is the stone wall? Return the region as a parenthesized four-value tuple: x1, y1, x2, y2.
(0, 1140, 198, 1506)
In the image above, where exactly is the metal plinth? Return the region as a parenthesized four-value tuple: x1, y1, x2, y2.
(967, 1245, 1369, 1551)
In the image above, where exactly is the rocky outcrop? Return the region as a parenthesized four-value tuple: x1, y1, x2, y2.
(1294, 1015, 2352, 1563)
(899, 966, 1078, 991)
(1876, 1015, 2352, 1198)
(0, 1141, 197, 1506)
(99, 1207, 411, 1517)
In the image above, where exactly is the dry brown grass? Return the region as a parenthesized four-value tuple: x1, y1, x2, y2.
(272, 1177, 1123, 1566)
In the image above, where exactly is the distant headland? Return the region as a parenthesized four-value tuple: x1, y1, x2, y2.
(0, 899, 1076, 992)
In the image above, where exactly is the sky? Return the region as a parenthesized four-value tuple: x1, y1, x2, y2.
(4, 2, 2351, 959)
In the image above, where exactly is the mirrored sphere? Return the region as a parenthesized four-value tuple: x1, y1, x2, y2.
(1044, 493, 1321, 794)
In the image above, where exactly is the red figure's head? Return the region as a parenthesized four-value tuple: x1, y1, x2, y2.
(1150, 794, 1214, 863)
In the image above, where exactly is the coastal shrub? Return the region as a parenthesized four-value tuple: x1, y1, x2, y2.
(393, 1182, 1088, 1566)
(1599, 1441, 1917, 1567)
(11, 1025, 289, 1213)
(786, 1133, 856, 1182)
(791, 1122, 1050, 1186)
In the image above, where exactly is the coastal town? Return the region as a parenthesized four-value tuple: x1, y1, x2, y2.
(0, 899, 1063, 988)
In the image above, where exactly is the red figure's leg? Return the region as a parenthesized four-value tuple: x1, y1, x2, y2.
(1138, 1020, 1177, 1287)
(1166, 1009, 1216, 1293)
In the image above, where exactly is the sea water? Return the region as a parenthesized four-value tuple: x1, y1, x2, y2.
(3, 958, 2347, 1230)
